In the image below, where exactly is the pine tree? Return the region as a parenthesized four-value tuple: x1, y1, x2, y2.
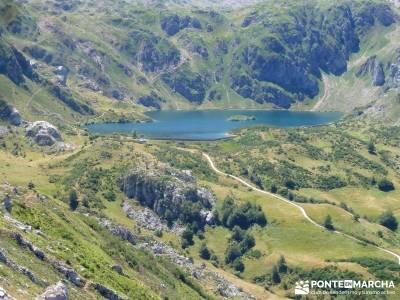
(277, 255, 288, 273)
(324, 214, 334, 230)
(271, 265, 281, 284)
(199, 243, 211, 260)
(69, 189, 79, 211)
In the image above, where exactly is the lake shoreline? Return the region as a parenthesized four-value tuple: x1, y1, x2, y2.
(85, 109, 343, 141)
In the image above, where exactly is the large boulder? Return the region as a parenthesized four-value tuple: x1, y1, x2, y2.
(36, 281, 68, 300)
(25, 121, 62, 146)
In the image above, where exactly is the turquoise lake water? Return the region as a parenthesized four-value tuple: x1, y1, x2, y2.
(85, 110, 342, 140)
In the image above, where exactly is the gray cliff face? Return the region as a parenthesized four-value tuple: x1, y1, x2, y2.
(357, 56, 385, 86)
(120, 162, 215, 223)
(385, 48, 400, 91)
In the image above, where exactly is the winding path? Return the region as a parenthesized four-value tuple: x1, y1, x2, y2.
(201, 152, 400, 264)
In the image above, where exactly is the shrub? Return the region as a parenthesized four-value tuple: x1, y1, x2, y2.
(69, 189, 79, 211)
(379, 210, 398, 231)
(368, 141, 376, 154)
(378, 179, 395, 192)
(232, 258, 245, 272)
(103, 190, 116, 202)
(271, 265, 281, 284)
(181, 228, 194, 248)
(277, 255, 288, 273)
(219, 197, 267, 229)
(324, 215, 334, 230)
(199, 243, 211, 260)
(225, 243, 242, 264)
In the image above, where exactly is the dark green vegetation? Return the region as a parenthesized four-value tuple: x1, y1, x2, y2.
(219, 196, 267, 230)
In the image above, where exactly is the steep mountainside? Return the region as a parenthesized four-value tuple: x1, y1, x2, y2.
(0, 0, 398, 127)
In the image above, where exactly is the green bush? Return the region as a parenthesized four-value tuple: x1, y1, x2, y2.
(378, 179, 395, 192)
(219, 196, 267, 229)
(232, 258, 245, 272)
(379, 210, 398, 231)
(199, 243, 211, 260)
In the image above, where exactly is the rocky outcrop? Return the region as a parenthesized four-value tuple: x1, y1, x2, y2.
(231, 2, 396, 107)
(384, 48, 400, 91)
(98, 218, 137, 245)
(0, 287, 16, 300)
(36, 281, 68, 300)
(54, 66, 69, 86)
(45, 81, 94, 115)
(91, 283, 127, 300)
(0, 38, 36, 85)
(160, 14, 202, 36)
(0, 248, 45, 285)
(356, 56, 385, 86)
(12, 232, 46, 261)
(162, 68, 208, 103)
(137, 92, 163, 109)
(180, 35, 208, 60)
(25, 121, 62, 146)
(105, 88, 125, 100)
(99, 218, 254, 300)
(23, 45, 53, 64)
(53, 262, 85, 287)
(0, 100, 22, 126)
(120, 162, 215, 224)
(120, 30, 180, 73)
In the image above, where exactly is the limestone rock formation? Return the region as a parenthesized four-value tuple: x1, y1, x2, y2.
(25, 121, 62, 146)
(36, 281, 68, 300)
(356, 56, 385, 86)
(384, 48, 400, 91)
(120, 162, 215, 224)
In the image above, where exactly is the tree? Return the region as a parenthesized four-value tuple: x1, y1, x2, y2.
(199, 243, 211, 260)
(103, 190, 116, 202)
(378, 179, 395, 192)
(270, 183, 278, 194)
(225, 243, 241, 264)
(379, 210, 398, 231)
(367, 141, 376, 155)
(181, 228, 194, 248)
(232, 258, 245, 272)
(230, 226, 245, 242)
(28, 181, 35, 190)
(240, 233, 255, 252)
(271, 265, 281, 284)
(277, 255, 288, 273)
(69, 189, 79, 211)
(324, 215, 334, 230)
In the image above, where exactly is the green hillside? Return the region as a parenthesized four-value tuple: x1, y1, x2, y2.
(1, 0, 400, 299)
